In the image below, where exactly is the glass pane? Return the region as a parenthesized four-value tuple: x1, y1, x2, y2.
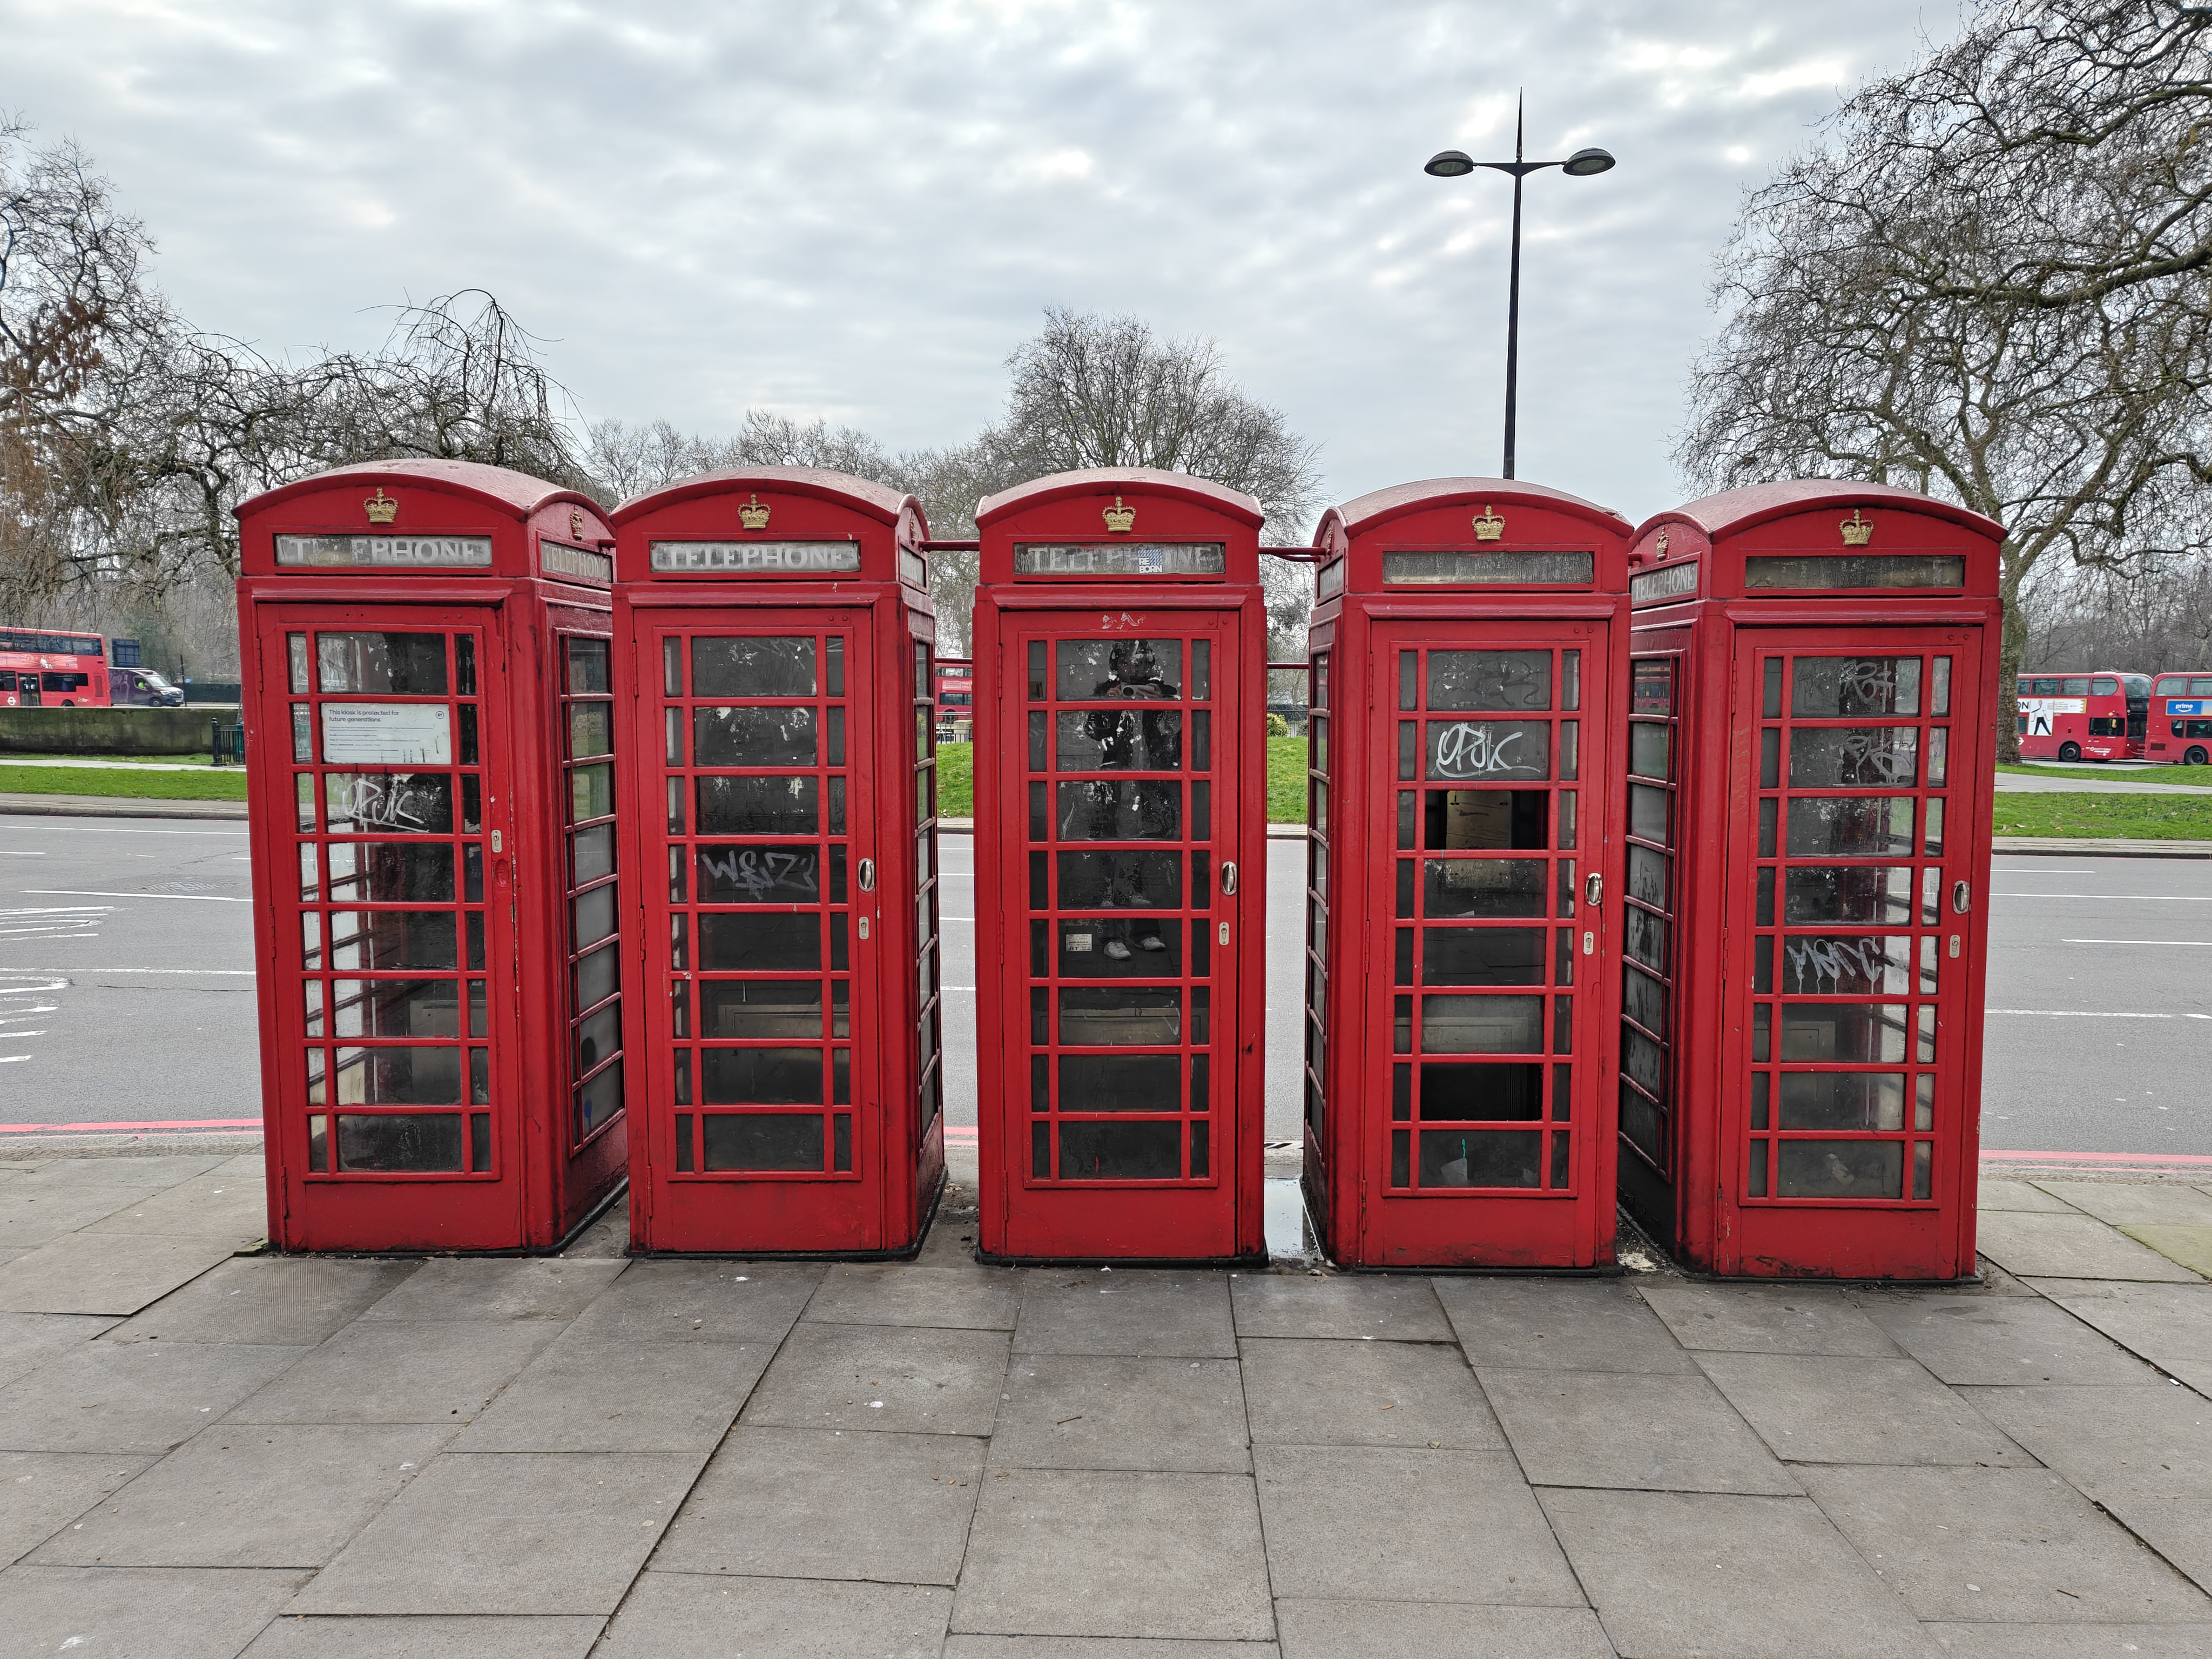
(1426, 650, 1552, 711)
(572, 824, 616, 886)
(572, 884, 617, 948)
(1786, 797, 1913, 858)
(1425, 720, 1550, 781)
(1778, 1139, 1903, 1198)
(1419, 1130, 1542, 1188)
(1624, 907, 1669, 972)
(1058, 1053, 1179, 1112)
(1784, 867, 1914, 925)
(1058, 987, 1181, 1044)
(1056, 710, 1182, 771)
(700, 980, 823, 1039)
(1778, 1003, 1910, 1063)
(1058, 1120, 1180, 1180)
(336, 1112, 463, 1171)
(576, 1002, 620, 1071)
(700, 913, 820, 971)
(333, 1045, 463, 1105)
(330, 979, 460, 1039)
(1055, 781, 1182, 840)
(325, 773, 453, 835)
(569, 764, 614, 824)
(1792, 657, 1921, 717)
(1056, 850, 1183, 910)
(287, 633, 311, 693)
(1788, 729, 1919, 789)
(1629, 723, 1669, 780)
(579, 1063, 623, 1134)
(702, 1048, 824, 1104)
(1056, 639, 1183, 701)
(694, 706, 817, 768)
(1425, 789, 1547, 851)
(566, 637, 610, 694)
(1419, 994, 1544, 1054)
(568, 701, 611, 759)
(1057, 917, 1182, 976)
(1626, 846, 1669, 906)
(1422, 859, 1546, 918)
(574, 944, 619, 1009)
(328, 911, 457, 971)
(292, 704, 313, 763)
(1421, 927, 1543, 985)
(1778, 936, 1912, 996)
(696, 844, 822, 903)
(1931, 658, 1951, 717)
(692, 636, 815, 697)
(1623, 964, 1667, 1033)
(697, 775, 818, 835)
(702, 1112, 823, 1170)
(1779, 1072, 1905, 1130)
(316, 632, 447, 695)
(1420, 1062, 1543, 1120)
(327, 843, 453, 903)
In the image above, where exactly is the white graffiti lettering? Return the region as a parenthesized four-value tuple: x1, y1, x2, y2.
(1429, 722, 1541, 779)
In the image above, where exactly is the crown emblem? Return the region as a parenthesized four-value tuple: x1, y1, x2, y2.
(569, 506, 586, 541)
(737, 494, 771, 530)
(1654, 528, 1670, 558)
(1840, 508, 1874, 547)
(1102, 494, 1136, 534)
(1471, 504, 1505, 542)
(363, 488, 399, 524)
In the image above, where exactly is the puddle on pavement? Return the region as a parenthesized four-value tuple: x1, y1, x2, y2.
(1264, 1176, 1320, 1266)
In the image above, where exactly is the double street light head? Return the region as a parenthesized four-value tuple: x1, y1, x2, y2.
(1423, 146, 1616, 179)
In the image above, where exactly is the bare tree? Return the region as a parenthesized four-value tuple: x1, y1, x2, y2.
(1677, 1, 2212, 760)
(582, 409, 899, 506)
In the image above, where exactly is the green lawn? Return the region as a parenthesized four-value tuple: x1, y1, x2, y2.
(938, 742, 974, 818)
(2000, 760, 2212, 787)
(1267, 737, 1305, 823)
(0, 764, 248, 800)
(1993, 792, 2212, 840)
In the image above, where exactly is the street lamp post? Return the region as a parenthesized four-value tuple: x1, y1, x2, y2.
(1426, 95, 1614, 480)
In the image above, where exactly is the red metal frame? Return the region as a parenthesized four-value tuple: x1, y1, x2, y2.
(612, 467, 942, 1255)
(235, 460, 628, 1251)
(1302, 480, 1631, 1268)
(1620, 482, 2002, 1279)
(972, 469, 1269, 1263)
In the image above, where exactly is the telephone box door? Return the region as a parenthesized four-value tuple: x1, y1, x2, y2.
(994, 612, 1247, 1259)
(258, 605, 522, 1247)
(1724, 632, 1982, 1273)
(636, 611, 886, 1252)
(1364, 622, 1609, 1259)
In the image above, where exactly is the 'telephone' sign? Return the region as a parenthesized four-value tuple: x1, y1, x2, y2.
(275, 536, 493, 568)
(649, 542, 862, 574)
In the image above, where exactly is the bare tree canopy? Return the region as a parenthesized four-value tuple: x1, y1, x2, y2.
(1678, 1, 2212, 758)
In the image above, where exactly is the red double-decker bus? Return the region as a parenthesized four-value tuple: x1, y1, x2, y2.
(934, 655, 974, 740)
(2014, 669, 2147, 761)
(2148, 670, 2212, 766)
(0, 629, 111, 708)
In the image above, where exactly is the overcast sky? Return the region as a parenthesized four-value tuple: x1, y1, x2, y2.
(8, 0, 1966, 525)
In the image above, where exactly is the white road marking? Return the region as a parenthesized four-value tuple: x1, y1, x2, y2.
(19, 889, 250, 903)
(0, 1056, 29, 1064)
(11, 826, 247, 837)
(2065, 938, 2212, 947)
(0, 967, 255, 975)
(1987, 1008, 2183, 1019)
(1992, 893, 2212, 901)
(0, 851, 48, 856)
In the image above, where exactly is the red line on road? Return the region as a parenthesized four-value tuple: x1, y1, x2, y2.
(943, 1125, 978, 1145)
(0, 1117, 261, 1135)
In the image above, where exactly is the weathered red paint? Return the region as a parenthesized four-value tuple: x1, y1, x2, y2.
(1622, 482, 2002, 1279)
(235, 460, 626, 1251)
(973, 468, 1269, 1262)
(612, 468, 943, 1255)
(1303, 479, 1631, 1269)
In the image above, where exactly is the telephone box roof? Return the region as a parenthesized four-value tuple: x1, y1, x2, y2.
(1327, 476, 1629, 538)
(1639, 480, 2004, 543)
(613, 464, 918, 528)
(234, 458, 595, 522)
(977, 467, 1266, 529)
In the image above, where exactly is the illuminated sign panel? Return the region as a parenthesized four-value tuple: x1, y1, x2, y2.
(648, 541, 862, 574)
(1012, 543, 1226, 577)
(275, 536, 493, 569)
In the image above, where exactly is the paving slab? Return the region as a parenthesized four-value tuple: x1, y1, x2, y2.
(655, 1425, 983, 1584)
(0, 1449, 152, 1566)
(1697, 1352, 2029, 1467)
(0, 1184, 150, 1247)
(0, 1337, 305, 1452)
(595, 1572, 950, 1659)
(16, 1155, 224, 1191)
(1015, 1270, 1237, 1358)
(1964, 1385, 2212, 1502)
(740, 1320, 1010, 1435)
(226, 1317, 559, 1426)
(563, 1259, 821, 1345)
(454, 1325, 776, 1452)
(1433, 1277, 1698, 1373)
(990, 1353, 1249, 1472)
(1859, 1292, 2163, 1386)
(946, 1641, 1278, 1658)
(1975, 1213, 2202, 1283)
(802, 1263, 1020, 1330)
(1978, 1179, 2082, 1214)
(28, 1422, 454, 1567)
(355, 1257, 628, 1323)
(1920, 1623, 2212, 1657)
(1479, 1368, 1801, 1495)
(2123, 1226, 2212, 1276)
(0, 1563, 310, 1659)
(2099, 1496, 2212, 1595)
(2033, 1182, 2212, 1228)
(1229, 1273, 1453, 1341)
(103, 1257, 419, 1347)
(2029, 1280, 2212, 1395)
(0, 1310, 119, 1386)
(1274, 1601, 1615, 1659)
(1240, 1336, 1502, 1450)
(82, 1170, 268, 1243)
(1641, 1283, 1902, 1356)
(953, 1466, 1273, 1640)
(298, 1450, 703, 1615)
(0, 1230, 242, 1316)
(1799, 1463, 2210, 1623)
(1252, 1444, 1583, 1606)
(1539, 1487, 1938, 1659)
(240, 1615, 606, 1657)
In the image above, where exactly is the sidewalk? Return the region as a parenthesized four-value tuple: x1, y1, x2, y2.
(3, 1155, 2211, 1655)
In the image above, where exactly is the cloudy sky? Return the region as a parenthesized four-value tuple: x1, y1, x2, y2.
(8, 0, 1967, 525)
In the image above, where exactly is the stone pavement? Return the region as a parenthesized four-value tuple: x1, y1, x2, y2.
(4, 1155, 2212, 1656)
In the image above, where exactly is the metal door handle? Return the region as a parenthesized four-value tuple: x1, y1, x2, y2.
(1951, 880, 1970, 914)
(858, 859, 876, 893)
(1220, 861, 1238, 896)
(1585, 873, 1603, 905)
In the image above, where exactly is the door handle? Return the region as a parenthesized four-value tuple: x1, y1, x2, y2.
(858, 858, 876, 893)
(1585, 872, 1603, 906)
(1951, 879, 1970, 914)
(1220, 861, 1239, 896)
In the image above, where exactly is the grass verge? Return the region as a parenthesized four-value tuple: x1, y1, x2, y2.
(0, 764, 248, 800)
(938, 742, 973, 818)
(1994, 792, 2212, 840)
(2000, 761, 2212, 787)
(1268, 737, 1304, 823)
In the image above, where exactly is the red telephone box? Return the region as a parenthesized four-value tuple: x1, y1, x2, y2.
(611, 468, 945, 1255)
(1301, 480, 1631, 1268)
(972, 469, 1269, 1263)
(235, 460, 628, 1252)
(1619, 482, 2002, 1279)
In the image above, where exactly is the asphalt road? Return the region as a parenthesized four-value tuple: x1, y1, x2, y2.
(3, 813, 2204, 1161)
